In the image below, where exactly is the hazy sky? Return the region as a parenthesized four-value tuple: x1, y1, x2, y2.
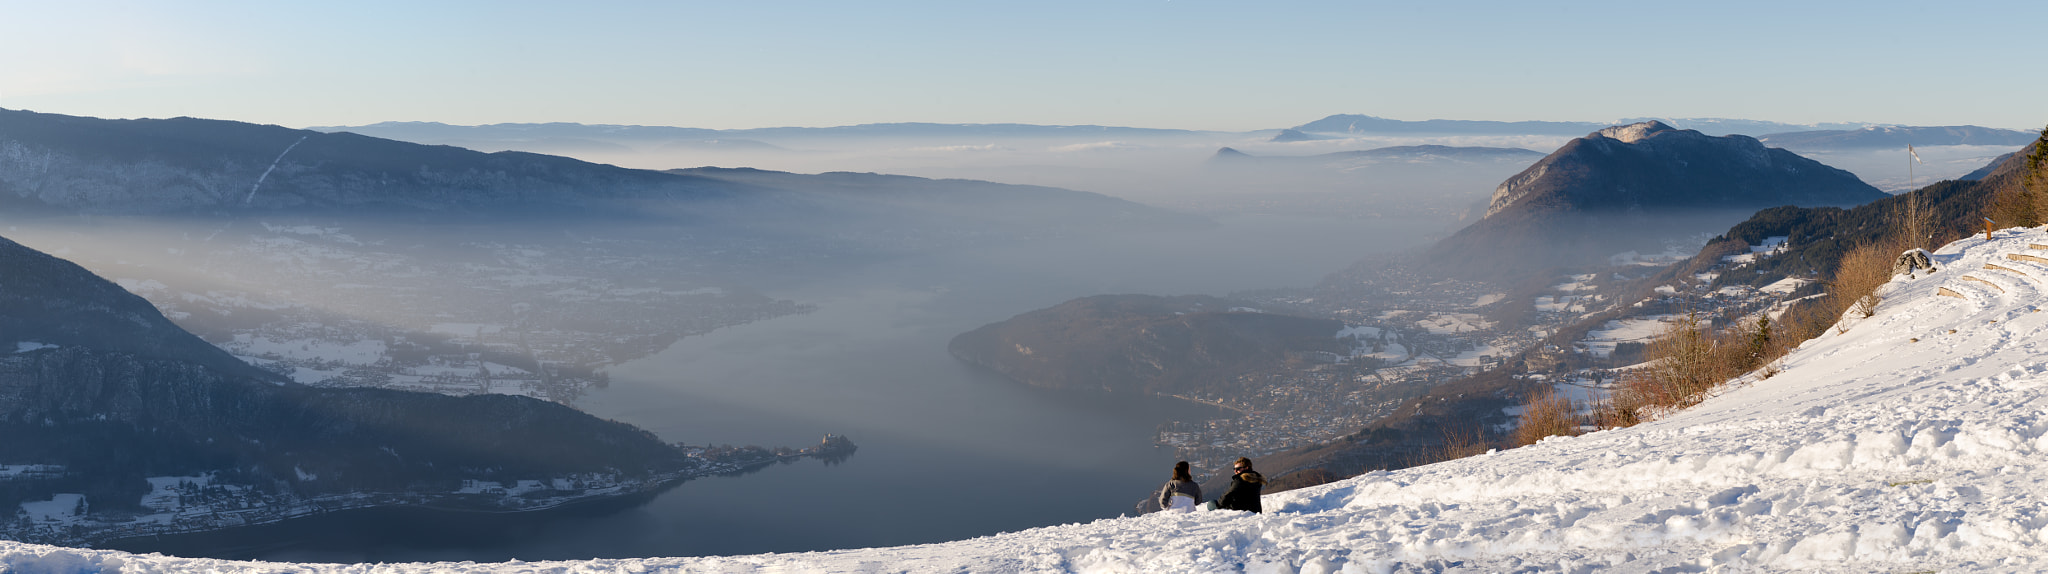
(5, 0, 2044, 131)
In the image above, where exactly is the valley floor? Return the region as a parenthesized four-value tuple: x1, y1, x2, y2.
(17, 229, 2048, 572)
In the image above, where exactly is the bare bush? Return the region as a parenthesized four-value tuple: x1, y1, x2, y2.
(1639, 313, 1724, 404)
(1604, 310, 1793, 425)
(1780, 295, 1839, 344)
(1438, 425, 1492, 460)
(1891, 192, 1932, 251)
(1832, 242, 1899, 319)
(1513, 386, 1581, 446)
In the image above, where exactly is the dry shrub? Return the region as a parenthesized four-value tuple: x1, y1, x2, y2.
(1602, 312, 1757, 425)
(1589, 394, 1637, 429)
(1638, 313, 1724, 404)
(1513, 386, 1581, 446)
(1779, 296, 1838, 344)
(1438, 425, 1492, 460)
(1832, 241, 1900, 320)
(1889, 192, 1934, 252)
(1408, 425, 1493, 467)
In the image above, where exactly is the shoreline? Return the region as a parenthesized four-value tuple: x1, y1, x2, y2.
(19, 442, 856, 551)
(1159, 393, 1252, 415)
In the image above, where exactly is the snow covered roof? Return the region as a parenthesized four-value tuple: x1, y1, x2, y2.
(14, 229, 2048, 572)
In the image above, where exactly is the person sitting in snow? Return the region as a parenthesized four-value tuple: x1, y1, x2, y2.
(1218, 457, 1265, 513)
(1157, 460, 1203, 512)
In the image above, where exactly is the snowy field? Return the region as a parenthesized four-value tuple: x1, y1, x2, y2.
(20, 230, 2048, 571)
(1577, 315, 1684, 358)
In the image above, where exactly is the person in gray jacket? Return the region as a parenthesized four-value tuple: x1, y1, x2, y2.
(1157, 460, 1203, 512)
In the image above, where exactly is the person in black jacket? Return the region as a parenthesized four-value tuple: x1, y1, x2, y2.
(1157, 461, 1203, 512)
(1218, 457, 1265, 513)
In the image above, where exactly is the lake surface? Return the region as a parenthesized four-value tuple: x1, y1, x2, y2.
(107, 213, 1439, 562)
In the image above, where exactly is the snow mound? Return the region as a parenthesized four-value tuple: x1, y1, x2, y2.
(16, 230, 2048, 572)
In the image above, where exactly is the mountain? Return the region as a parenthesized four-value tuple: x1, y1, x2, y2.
(1759, 125, 2038, 149)
(1267, 129, 1327, 142)
(1290, 114, 1606, 136)
(1211, 147, 1254, 160)
(1255, 141, 2041, 496)
(0, 232, 701, 545)
(315, 121, 1206, 144)
(947, 295, 1347, 396)
(24, 218, 2048, 573)
(1289, 114, 1869, 137)
(1424, 121, 1888, 277)
(0, 108, 730, 214)
(1656, 140, 2038, 293)
(0, 108, 1200, 233)
(1621, 117, 1869, 137)
(1963, 151, 2020, 180)
(1210, 145, 1545, 164)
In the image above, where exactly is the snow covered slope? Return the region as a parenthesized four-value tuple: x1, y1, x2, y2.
(16, 230, 2048, 572)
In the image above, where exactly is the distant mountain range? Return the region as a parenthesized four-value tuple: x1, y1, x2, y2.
(0, 109, 719, 214)
(1268, 129, 1330, 143)
(1758, 125, 2039, 149)
(0, 108, 1199, 234)
(314, 121, 1208, 145)
(1210, 145, 1545, 164)
(1426, 121, 1889, 277)
(1288, 115, 1873, 138)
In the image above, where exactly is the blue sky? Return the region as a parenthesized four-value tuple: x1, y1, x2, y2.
(5, 0, 2043, 131)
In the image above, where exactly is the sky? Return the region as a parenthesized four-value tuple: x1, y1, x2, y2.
(4, 0, 2045, 132)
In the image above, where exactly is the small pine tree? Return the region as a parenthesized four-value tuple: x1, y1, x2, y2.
(2029, 126, 2048, 220)
(1744, 315, 1773, 371)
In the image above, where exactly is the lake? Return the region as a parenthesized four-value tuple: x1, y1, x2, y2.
(105, 213, 1439, 562)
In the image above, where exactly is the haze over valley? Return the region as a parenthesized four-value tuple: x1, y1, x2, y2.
(5, 2, 2048, 572)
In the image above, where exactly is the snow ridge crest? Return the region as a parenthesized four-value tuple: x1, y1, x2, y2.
(1595, 120, 1678, 143)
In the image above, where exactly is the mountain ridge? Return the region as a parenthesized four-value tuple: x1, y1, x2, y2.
(0, 232, 705, 545)
(1758, 125, 2037, 149)
(1424, 121, 1888, 277)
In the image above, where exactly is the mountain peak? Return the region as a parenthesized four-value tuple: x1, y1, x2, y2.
(1424, 121, 1884, 277)
(1593, 120, 1679, 143)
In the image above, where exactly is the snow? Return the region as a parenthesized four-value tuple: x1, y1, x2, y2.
(139, 475, 214, 514)
(22, 230, 2048, 571)
(1442, 343, 1502, 368)
(13, 342, 56, 353)
(429, 322, 506, 338)
(0, 465, 62, 479)
(225, 333, 386, 364)
(1414, 312, 1491, 334)
(1534, 294, 1591, 313)
(1336, 326, 1408, 362)
(1761, 277, 1812, 294)
(1723, 236, 1791, 266)
(1577, 315, 1689, 358)
(17, 495, 83, 525)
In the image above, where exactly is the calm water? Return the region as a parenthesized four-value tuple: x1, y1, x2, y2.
(107, 214, 1438, 562)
